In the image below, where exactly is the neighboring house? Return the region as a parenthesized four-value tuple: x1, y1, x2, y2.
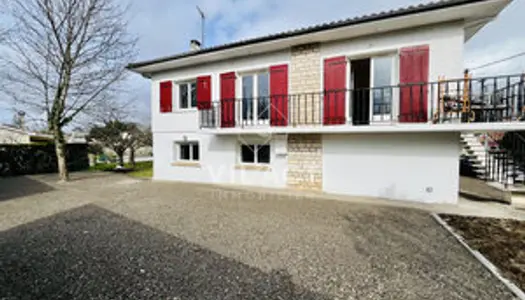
(0, 125, 88, 145)
(0, 125, 54, 144)
(67, 131, 88, 144)
(128, 0, 521, 204)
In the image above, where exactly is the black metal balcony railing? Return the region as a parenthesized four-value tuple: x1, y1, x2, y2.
(199, 74, 525, 129)
(485, 131, 525, 186)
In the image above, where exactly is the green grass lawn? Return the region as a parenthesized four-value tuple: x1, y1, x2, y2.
(89, 161, 153, 178)
(128, 162, 153, 178)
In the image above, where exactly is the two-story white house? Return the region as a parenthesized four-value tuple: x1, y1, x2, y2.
(128, 0, 522, 204)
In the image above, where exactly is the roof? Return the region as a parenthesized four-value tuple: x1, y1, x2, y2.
(0, 124, 48, 137)
(127, 0, 492, 70)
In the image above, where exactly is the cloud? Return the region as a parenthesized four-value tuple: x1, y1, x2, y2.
(1, 0, 522, 124)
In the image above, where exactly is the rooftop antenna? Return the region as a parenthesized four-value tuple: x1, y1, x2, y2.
(196, 6, 205, 47)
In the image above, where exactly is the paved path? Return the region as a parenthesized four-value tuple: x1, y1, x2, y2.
(0, 173, 517, 299)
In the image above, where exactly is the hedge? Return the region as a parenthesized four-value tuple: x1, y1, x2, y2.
(0, 143, 89, 177)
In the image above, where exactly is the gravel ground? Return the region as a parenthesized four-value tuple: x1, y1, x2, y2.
(0, 173, 517, 299)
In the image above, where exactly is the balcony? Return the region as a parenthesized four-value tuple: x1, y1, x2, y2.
(199, 74, 525, 134)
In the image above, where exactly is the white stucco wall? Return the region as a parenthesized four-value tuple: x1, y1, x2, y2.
(322, 132, 460, 204)
(320, 22, 465, 84)
(151, 50, 290, 134)
(153, 132, 288, 188)
(150, 22, 465, 198)
(150, 22, 465, 135)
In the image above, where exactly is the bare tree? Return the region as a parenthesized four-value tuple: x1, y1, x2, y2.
(1, 0, 136, 181)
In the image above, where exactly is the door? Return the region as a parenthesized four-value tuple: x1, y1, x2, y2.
(351, 58, 370, 125)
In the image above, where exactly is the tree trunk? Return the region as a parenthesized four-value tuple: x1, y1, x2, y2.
(54, 128, 69, 182)
(130, 146, 135, 167)
(117, 153, 124, 167)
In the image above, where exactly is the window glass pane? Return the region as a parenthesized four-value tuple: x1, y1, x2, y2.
(192, 143, 199, 161)
(241, 144, 255, 163)
(257, 145, 270, 164)
(180, 144, 190, 160)
(190, 82, 197, 108)
(257, 73, 269, 120)
(179, 84, 188, 109)
(372, 56, 392, 115)
(242, 76, 253, 121)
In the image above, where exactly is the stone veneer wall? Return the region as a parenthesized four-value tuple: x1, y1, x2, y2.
(289, 43, 321, 126)
(287, 43, 324, 190)
(287, 134, 323, 190)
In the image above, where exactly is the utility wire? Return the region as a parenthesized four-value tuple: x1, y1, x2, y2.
(469, 51, 525, 71)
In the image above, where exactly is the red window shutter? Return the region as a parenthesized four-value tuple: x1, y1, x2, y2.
(159, 81, 172, 113)
(196, 75, 212, 110)
(323, 57, 347, 125)
(399, 45, 429, 123)
(220, 72, 236, 128)
(269, 64, 288, 126)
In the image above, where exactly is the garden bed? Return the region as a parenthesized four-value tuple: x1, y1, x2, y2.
(440, 214, 525, 292)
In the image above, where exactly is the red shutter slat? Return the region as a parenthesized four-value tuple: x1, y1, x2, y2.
(220, 72, 236, 128)
(323, 56, 347, 125)
(159, 81, 172, 113)
(399, 45, 429, 123)
(196, 75, 212, 110)
(269, 64, 288, 126)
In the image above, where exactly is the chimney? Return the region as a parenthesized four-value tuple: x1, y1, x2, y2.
(16, 110, 26, 131)
(190, 39, 201, 51)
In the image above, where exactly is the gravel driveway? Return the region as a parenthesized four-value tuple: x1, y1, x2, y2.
(0, 173, 516, 299)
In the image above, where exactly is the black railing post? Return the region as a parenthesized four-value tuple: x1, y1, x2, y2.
(430, 83, 434, 123)
(485, 148, 489, 182)
(518, 74, 525, 120)
(419, 84, 424, 122)
(409, 85, 414, 122)
(298, 93, 302, 125)
(512, 135, 517, 185)
(456, 80, 461, 121)
(506, 76, 511, 121)
(493, 78, 497, 122)
(468, 76, 473, 122)
(480, 78, 486, 122)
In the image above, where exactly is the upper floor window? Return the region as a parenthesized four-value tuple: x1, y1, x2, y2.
(371, 56, 394, 116)
(178, 81, 197, 109)
(241, 72, 270, 124)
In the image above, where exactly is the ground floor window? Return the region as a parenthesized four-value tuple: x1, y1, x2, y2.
(175, 142, 199, 161)
(240, 144, 270, 164)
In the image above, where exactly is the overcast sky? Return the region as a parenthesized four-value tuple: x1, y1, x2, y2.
(1, 0, 524, 126)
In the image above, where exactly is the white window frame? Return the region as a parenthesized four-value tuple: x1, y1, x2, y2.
(238, 70, 270, 125)
(370, 55, 397, 122)
(342, 51, 399, 125)
(174, 141, 199, 162)
(239, 143, 271, 165)
(176, 80, 197, 110)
